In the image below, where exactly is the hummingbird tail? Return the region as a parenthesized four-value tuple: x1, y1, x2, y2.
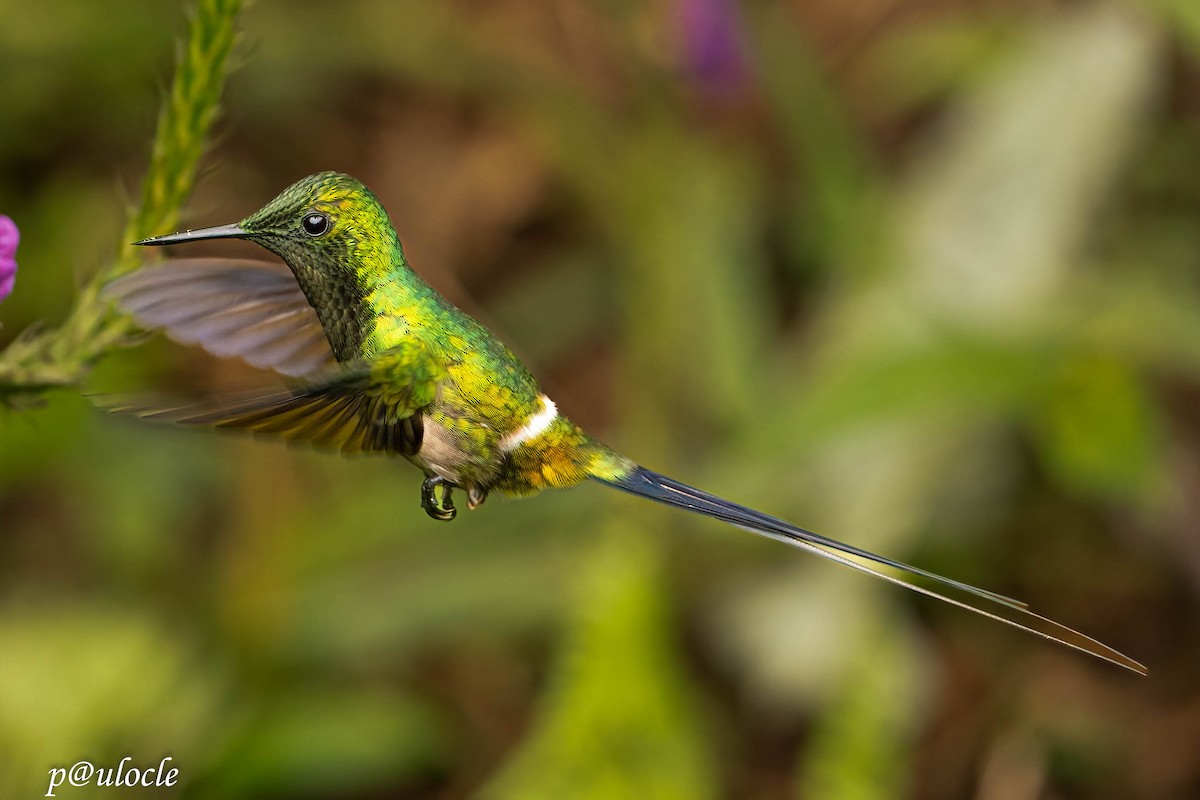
(592, 466, 1146, 675)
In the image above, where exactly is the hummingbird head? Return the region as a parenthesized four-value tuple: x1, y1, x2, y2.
(136, 171, 397, 262)
(237, 171, 398, 266)
(134, 172, 406, 360)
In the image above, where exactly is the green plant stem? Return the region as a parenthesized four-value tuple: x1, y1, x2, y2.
(0, 0, 243, 396)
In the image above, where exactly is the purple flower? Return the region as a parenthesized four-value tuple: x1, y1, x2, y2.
(676, 0, 752, 100)
(0, 215, 17, 302)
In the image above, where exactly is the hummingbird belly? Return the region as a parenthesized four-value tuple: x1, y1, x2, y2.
(411, 394, 561, 492)
(410, 414, 486, 486)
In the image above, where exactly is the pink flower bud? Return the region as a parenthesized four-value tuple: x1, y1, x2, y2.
(0, 215, 18, 302)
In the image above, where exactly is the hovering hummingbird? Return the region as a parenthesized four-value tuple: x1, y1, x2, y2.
(106, 172, 1144, 674)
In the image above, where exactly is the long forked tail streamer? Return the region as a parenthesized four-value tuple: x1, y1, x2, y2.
(594, 466, 1146, 675)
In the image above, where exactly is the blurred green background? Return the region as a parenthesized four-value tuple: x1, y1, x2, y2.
(2, 0, 1199, 797)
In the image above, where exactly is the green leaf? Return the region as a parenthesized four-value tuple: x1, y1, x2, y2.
(482, 528, 715, 800)
(206, 687, 448, 797)
(796, 613, 924, 800)
(893, 6, 1157, 328)
(1029, 353, 1164, 501)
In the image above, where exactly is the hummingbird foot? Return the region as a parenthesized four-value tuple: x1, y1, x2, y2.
(467, 486, 488, 510)
(421, 476, 457, 521)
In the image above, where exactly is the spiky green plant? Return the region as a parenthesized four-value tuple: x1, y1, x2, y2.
(0, 0, 242, 396)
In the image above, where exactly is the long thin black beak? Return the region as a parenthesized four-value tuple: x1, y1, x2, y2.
(133, 222, 247, 247)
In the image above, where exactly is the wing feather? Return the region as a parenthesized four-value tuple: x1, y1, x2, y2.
(107, 261, 443, 457)
(105, 258, 336, 377)
(109, 344, 442, 458)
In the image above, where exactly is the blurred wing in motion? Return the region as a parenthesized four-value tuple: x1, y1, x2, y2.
(104, 258, 335, 377)
(109, 364, 416, 456)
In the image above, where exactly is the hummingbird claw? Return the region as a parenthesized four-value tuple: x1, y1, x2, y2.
(467, 486, 488, 509)
(421, 476, 457, 521)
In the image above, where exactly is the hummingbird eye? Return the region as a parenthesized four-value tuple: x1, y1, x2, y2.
(302, 212, 330, 237)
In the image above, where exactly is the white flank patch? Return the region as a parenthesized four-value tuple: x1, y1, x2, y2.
(500, 395, 558, 453)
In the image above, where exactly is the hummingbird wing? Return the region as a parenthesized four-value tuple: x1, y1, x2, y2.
(112, 342, 446, 456)
(104, 258, 336, 377)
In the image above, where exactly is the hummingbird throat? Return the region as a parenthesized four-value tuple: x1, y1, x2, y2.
(262, 236, 388, 362)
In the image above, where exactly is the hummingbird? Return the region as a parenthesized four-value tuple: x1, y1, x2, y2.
(106, 171, 1144, 674)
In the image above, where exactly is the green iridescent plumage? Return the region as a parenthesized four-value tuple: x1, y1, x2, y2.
(106, 172, 1144, 674)
(112, 172, 632, 504)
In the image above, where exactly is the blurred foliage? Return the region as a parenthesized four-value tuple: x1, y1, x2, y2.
(3, 1, 1200, 799)
(483, 529, 714, 800)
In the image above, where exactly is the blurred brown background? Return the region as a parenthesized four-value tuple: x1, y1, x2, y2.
(2, 1, 1200, 798)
